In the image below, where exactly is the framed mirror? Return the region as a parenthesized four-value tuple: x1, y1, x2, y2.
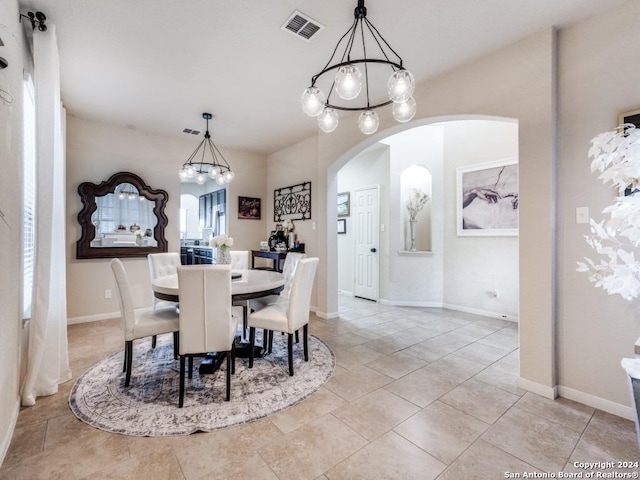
(76, 172, 169, 259)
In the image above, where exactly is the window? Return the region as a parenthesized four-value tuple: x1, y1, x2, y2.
(23, 73, 35, 320)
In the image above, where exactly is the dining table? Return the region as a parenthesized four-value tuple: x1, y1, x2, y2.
(152, 268, 285, 373)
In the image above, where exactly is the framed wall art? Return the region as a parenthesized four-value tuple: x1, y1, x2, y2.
(274, 182, 311, 222)
(457, 157, 519, 236)
(619, 108, 640, 129)
(238, 196, 261, 220)
(337, 192, 350, 217)
(337, 218, 346, 234)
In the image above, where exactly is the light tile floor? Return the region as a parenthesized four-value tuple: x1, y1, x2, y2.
(2, 294, 639, 479)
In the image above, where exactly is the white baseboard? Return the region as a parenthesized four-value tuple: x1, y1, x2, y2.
(558, 385, 634, 421)
(337, 290, 353, 296)
(380, 298, 444, 308)
(517, 377, 558, 399)
(442, 303, 518, 323)
(68, 311, 120, 325)
(0, 399, 19, 467)
(315, 309, 339, 320)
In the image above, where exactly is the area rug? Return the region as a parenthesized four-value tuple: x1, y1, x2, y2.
(69, 332, 334, 436)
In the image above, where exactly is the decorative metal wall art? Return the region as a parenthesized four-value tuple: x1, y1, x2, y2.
(274, 182, 311, 222)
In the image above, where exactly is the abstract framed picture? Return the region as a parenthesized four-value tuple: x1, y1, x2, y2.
(337, 218, 346, 234)
(337, 192, 350, 217)
(238, 196, 261, 220)
(456, 157, 519, 236)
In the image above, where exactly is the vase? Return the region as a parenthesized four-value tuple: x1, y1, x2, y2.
(136, 236, 143, 246)
(216, 247, 231, 265)
(409, 220, 417, 251)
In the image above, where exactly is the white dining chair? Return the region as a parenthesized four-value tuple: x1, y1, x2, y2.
(248, 257, 319, 376)
(147, 252, 181, 310)
(177, 264, 238, 407)
(250, 252, 306, 311)
(110, 258, 180, 387)
(229, 250, 249, 270)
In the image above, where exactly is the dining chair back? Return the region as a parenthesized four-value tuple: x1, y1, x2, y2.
(147, 252, 181, 309)
(248, 257, 319, 376)
(110, 258, 180, 387)
(249, 252, 306, 312)
(177, 264, 238, 407)
(230, 250, 249, 270)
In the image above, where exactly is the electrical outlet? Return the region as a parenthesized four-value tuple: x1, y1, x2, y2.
(104, 289, 112, 299)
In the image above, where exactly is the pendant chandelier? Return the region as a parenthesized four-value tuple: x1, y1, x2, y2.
(178, 113, 235, 185)
(301, 0, 416, 135)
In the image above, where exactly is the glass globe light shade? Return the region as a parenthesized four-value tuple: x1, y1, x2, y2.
(118, 192, 125, 200)
(208, 165, 220, 178)
(335, 65, 363, 100)
(224, 170, 235, 183)
(318, 107, 339, 133)
(185, 164, 196, 178)
(216, 175, 226, 185)
(139, 195, 145, 202)
(301, 86, 326, 117)
(195, 173, 206, 185)
(128, 193, 136, 200)
(392, 97, 417, 123)
(179, 168, 189, 180)
(358, 110, 379, 135)
(387, 69, 415, 103)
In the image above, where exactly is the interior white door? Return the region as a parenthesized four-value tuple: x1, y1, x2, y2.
(353, 186, 379, 301)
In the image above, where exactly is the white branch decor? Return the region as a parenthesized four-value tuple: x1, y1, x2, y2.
(577, 124, 640, 300)
(406, 188, 430, 221)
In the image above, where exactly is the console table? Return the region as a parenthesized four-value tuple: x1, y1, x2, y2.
(251, 247, 304, 272)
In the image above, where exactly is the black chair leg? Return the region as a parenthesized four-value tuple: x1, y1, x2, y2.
(179, 356, 186, 408)
(173, 332, 179, 360)
(152, 335, 157, 348)
(226, 350, 231, 401)
(303, 324, 309, 362)
(123, 342, 128, 372)
(125, 340, 133, 387)
(295, 330, 299, 344)
(242, 305, 248, 339)
(249, 327, 255, 368)
(288, 333, 294, 376)
(268, 330, 273, 354)
(188, 356, 194, 379)
(231, 342, 236, 375)
(263, 329, 269, 350)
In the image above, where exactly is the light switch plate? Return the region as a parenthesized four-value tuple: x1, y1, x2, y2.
(576, 207, 590, 224)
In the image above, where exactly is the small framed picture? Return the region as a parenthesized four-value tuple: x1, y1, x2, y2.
(238, 196, 261, 220)
(619, 108, 640, 129)
(337, 218, 347, 234)
(337, 192, 350, 217)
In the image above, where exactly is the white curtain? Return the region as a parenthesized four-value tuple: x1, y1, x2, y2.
(21, 25, 72, 406)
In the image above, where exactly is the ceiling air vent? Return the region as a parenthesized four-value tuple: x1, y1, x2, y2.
(281, 10, 324, 42)
(182, 128, 200, 135)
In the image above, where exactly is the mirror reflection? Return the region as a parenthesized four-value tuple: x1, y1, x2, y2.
(91, 183, 158, 247)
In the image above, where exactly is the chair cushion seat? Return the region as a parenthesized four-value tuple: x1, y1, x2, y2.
(129, 305, 180, 340)
(248, 295, 281, 312)
(249, 302, 292, 333)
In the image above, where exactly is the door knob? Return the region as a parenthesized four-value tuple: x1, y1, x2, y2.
(370, 248, 377, 253)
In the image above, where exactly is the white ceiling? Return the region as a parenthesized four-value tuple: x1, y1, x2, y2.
(19, 0, 627, 155)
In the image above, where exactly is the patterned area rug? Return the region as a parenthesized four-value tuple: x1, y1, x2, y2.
(69, 332, 334, 436)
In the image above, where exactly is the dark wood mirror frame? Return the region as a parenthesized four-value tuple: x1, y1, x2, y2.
(76, 171, 169, 259)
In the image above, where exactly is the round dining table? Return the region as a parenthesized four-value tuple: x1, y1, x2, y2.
(151, 268, 285, 303)
(151, 268, 285, 372)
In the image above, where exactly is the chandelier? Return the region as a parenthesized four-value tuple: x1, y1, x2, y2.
(178, 113, 235, 185)
(301, 0, 416, 135)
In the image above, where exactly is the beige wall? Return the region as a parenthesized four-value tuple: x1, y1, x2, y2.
(0, 0, 24, 460)
(65, 116, 267, 321)
(557, 5, 640, 408)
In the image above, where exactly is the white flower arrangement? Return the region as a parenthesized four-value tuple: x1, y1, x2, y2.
(211, 234, 233, 249)
(406, 188, 430, 221)
(577, 124, 640, 300)
(134, 229, 144, 237)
